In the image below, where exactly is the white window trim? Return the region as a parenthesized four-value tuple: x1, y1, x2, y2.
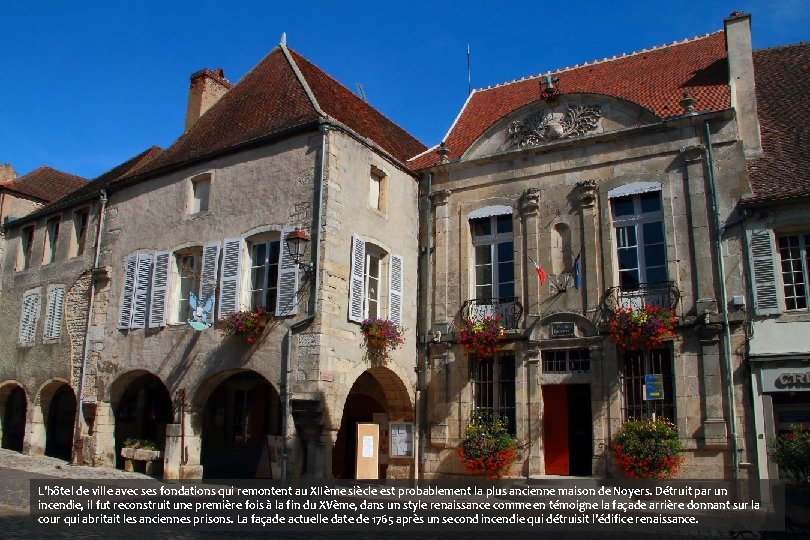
(776, 232, 810, 312)
(611, 191, 666, 286)
(471, 214, 514, 300)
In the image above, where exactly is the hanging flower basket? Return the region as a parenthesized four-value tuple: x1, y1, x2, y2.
(456, 412, 520, 479)
(608, 305, 676, 352)
(457, 316, 506, 356)
(612, 418, 684, 479)
(217, 308, 270, 344)
(360, 317, 405, 365)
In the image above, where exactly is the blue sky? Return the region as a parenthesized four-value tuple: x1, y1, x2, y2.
(1, 1, 808, 180)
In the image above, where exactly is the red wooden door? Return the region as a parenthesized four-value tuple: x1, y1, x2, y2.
(543, 385, 569, 475)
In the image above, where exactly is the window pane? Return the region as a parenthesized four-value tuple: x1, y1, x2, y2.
(639, 192, 662, 213)
(646, 266, 667, 284)
(619, 269, 640, 287)
(642, 221, 664, 244)
(497, 241, 513, 262)
(618, 247, 639, 271)
(471, 218, 491, 237)
(498, 282, 515, 298)
(612, 196, 635, 217)
(617, 225, 637, 248)
(644, 244, 666, 267)
(475, 265, 492, 287)
(475, 245, 492, 264)
(496, 215, 513, 234)
(498, 261, 514, 283)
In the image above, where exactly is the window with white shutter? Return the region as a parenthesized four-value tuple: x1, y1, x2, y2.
(119, 255, 137, 329)
(389, 254, 403, 327)
(348, 234, 366, 322)
(130, 253, 154, 329)
(19, 288, 42, 344)
(44, 285, 66, 339)
(199, 242, 221, 325)
(747, 228, 781, 315)
(149, 252, 170, 328)
(776, 233, 810, 311)
(275, 227, 299, 317)
(219, 238, 243, 319)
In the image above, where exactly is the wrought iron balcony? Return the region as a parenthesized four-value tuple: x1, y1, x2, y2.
(604, 281, 680, 313)
(461, 296, 523, 330)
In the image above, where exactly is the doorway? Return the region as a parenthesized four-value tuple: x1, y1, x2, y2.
(542, 384, 592, 476)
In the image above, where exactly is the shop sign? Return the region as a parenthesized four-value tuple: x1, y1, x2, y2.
(761, 364, 810, 392)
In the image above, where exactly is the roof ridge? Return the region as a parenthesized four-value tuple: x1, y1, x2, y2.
(282, 43, 326, 117)
(474, 30, 724, 93)
(754, 41, 810, 53)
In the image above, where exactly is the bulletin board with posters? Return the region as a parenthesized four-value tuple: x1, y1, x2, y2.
(389, 422, 414, 457)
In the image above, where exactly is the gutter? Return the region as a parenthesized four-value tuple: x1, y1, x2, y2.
(703, 121, 740, 481)
(72, 189, 108, 463)
(415, 173, 434, 479)
(280, 124, 327, 480)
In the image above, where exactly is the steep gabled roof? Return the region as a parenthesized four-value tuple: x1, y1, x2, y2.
(9, 146, 162, 226)
(0, 166, 87, 203)
(409, 31, 729, 169)
(745, 42, 810, 203)
(141, 44, 425, 174)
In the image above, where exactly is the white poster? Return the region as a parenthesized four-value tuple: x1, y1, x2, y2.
(362, 435, 374, 458)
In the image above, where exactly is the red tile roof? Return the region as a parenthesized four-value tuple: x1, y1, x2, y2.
(745, 43, 810, 203)
(409, 31, 730, 169)
(142, 45, 424, 174)
(0, 166, 87, 203)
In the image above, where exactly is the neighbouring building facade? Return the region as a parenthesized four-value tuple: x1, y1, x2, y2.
(0, 14, 804, 484)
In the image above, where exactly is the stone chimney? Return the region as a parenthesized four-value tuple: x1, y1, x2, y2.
(184, 68, 231, 132)
(724, 12, 762, 158)
(0, 163, 17, 183)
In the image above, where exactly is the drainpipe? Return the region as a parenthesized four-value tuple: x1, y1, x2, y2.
(703, 121, 740, 481)
(416, 172, 434, 479)
(72, 190, 108, 464)
(280, 125, 326, 480)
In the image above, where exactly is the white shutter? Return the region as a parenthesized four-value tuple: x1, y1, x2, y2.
(118, 255, 137, 329)
(130, 253, 154, 329)
(348, 234, 366, 323)
(199, 242, 221, 325)
(149, 252, 170, 328)
(219, 238, 243, 319)
(389, 254, 403, 327)
(44, 286, 66, 339)
(276, 227, 299, 316)
(747, 228, 781, 315)
(19, 289, 42, 343)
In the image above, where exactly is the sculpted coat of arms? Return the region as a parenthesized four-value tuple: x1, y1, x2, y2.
(508, 105, 601, 148)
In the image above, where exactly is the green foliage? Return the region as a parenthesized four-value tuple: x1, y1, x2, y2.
(612, 418, 683, 479)
(457, 412, 519, 479)
(122, 438, 158, 451)
(769, 425, 810, 484)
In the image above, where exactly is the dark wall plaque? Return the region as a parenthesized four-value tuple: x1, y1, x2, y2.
(550, 322, 575, 337)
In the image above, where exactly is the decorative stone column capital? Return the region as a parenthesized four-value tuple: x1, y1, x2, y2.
(680, 144, 706, 163)
(519, 188, 541, 215)
(430, 189, 451, 206)
(576, 179, 598, 208)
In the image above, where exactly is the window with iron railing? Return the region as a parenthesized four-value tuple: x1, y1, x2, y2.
(621, 347, 675, 421)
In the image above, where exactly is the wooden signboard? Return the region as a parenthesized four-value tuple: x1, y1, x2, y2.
(355, 423, 379, 480)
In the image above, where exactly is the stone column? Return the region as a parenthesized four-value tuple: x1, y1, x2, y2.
(680, 145, 714, 310)
(698, 323, 728, 448)
(576, 180, 600, 312)
(524, 345, 542, 474)
(519, 189, 541, 315)
(431, 189, 452, 323)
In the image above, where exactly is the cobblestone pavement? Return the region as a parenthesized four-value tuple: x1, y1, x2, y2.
(0, 449, 792, 539)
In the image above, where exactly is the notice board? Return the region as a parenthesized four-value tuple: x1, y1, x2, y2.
(355, 423, 379, 480)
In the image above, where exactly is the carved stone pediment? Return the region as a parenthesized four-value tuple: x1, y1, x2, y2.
(508, 105, 601, 148)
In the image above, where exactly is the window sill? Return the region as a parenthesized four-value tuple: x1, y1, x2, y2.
(184, 210, 211, 221)
(17, 341, 35, 348)
(367, 207, 388, 220)
(43, 338, 61, 345)
(776, 311, 810, 323)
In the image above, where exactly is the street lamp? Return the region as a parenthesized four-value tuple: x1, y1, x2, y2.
(285, 227, 313, 276)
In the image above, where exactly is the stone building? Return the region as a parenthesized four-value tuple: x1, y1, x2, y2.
(410, 14, 762, 480)
(0, 39, 425, 480)
(741, 42, 810, 483)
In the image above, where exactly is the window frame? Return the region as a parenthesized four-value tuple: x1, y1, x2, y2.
(620, 347, 675, 422)
(173, 247, 204, 323)
(471, 214, 515, 301)
(42, 216, 61, 265)
(18, 225, 35, 271)
(71, 208, 90, 257)
(776, 232, 810, 311)
(471, 352, 516, 436)
(247, 235, 281, 313)
(542, 348, 591, 374)
(368, 167, 387, 213)
(363, 245, 385, 319)
(189, 174, 212, 215)
(611, 191, 667, 288)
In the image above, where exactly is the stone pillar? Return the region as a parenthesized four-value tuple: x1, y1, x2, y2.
(90, 401, 116, 467)
(576, 180, 600, 312)
(431, 189, 452, 323)
(698, 323, 728, 448)
(519, 189, 541, 314)
(525, 345, 542, 474)
(24, 404, 46, 457)
(680, 145, 714, 311)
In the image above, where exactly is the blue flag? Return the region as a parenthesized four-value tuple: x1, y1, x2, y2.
(572, 254, 581, 290)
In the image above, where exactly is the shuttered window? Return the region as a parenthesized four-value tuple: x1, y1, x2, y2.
(348, 235, 366, 323)
(747, 228, 781, 315)
(19, 289, 42, 344)
(44, 285, 66, 339)
(118, 255, 137, 329)
(347, 234, 403, 325)
(389, 254, 403, 326)
(777, 233, 810, 311)
(198, 243, 221, 325)
(275, 227, 299, 317)
(219, 238, 243, 319)
(149, 252, 171, 328)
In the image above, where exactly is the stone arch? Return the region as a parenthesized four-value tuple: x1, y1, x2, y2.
(332, 365, 414, 480)
(108, 370, 173, 470)
(0, 381, 28, 452)
(194, 369, 282, 479)
(28, 378, 75, 458)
